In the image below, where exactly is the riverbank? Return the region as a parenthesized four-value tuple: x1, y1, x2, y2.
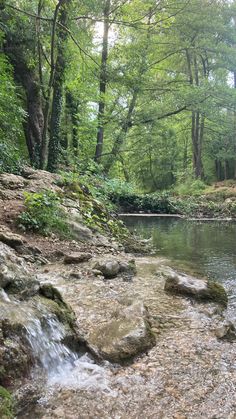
(110, 181, 236, 219)
(0, 170, 235, 418)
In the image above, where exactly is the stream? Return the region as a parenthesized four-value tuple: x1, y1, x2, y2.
(14, 217, 236, 418)
(123, 216, 236, 319)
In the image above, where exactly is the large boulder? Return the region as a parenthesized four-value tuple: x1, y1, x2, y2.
(164, 271, 228, 307)
(88, 301, 155, 362)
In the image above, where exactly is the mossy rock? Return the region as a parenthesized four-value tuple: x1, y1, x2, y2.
(0, 386, 14, 418)
(38, 286, 76, 328)
(164, 273, 228, 308)
(204, 281, 228, 308)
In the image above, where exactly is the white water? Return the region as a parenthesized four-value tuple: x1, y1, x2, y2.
(25, 315, 78, 375)
(24, 313, 114, 393)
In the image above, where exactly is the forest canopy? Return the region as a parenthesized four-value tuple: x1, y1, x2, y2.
(1, 0, 236, 191)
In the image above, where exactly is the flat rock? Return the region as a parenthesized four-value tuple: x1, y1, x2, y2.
(0, 227, 25, 249)
(64, 252, 92, 264)
(164, 271, 228, 307)
(88, 301, 155, 362)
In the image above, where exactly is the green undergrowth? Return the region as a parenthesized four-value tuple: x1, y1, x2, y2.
(0, 386, 14, 418)
(17, 190, 70, 236)
(57, 171, 130, 240)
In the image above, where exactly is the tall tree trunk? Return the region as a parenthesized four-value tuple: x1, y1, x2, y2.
(4, 41, 43, 167)
(66, 91, 79, 155)
(94, 0, 110, 163)
(40, 0, 65, 169)
(47, 0, 70, 172)
(187, 50, 204, 179)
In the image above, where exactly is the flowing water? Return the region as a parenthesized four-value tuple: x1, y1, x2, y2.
(10, 217, 236, 417)
(123, 216, 236, 317)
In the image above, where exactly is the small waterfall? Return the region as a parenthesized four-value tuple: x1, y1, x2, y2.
(25, 315, 78, 376)
(24, 314, 114, 393)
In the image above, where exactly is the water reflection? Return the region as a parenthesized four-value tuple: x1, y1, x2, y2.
(123, 217, 236, 303)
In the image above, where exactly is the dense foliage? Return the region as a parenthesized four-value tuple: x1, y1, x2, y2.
(1, 0, 236, 190)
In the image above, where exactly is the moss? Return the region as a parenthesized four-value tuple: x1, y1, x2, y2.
(38, 287, 76, 328)
(206, 281, 228, 308)
(0, 386, 14, 418)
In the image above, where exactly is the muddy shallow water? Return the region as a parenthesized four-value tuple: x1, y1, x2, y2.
(20, 253, 236, 419)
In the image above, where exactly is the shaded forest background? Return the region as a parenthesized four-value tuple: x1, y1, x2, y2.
(1, 0, 236, 192)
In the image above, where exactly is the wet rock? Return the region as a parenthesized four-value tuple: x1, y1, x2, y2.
(64, 252, 92, 264)
(88, 301, 155, 362)
(164, 272, 228, 307)
(215, 321, 236, 341)
(0, 317, 33, 385)
(0, 242, 27, 289)
(119, 260, 137, 280)
(93, 260, 120, 279)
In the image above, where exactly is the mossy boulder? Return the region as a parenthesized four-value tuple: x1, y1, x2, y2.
(164, 272, 228, 307)
(88, 301, 155, 363)
(0, 386, 14, 418)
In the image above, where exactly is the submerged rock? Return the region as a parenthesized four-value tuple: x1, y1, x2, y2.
(215, 320, 236, 341)
(88, 301, 155, 362)
(164, 272, 228, 307)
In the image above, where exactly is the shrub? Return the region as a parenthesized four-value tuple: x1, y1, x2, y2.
(174, 179, 206, 196)
(18, 190, 69, 236)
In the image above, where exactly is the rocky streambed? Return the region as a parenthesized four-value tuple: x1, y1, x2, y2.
(0, 227, 235, 418)
(0, 171, 235, 418)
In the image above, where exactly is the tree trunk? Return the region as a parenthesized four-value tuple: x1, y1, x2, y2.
(4, 40, 44, 167)
(94, 0, 110, 163)
(47, 0, 70, 172)
(66, 91, 79, 155)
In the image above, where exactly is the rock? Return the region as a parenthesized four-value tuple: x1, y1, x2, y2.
(0, 228, 24, 249)
(64, 252, 92, 264)
(0, 242, 39, 297)
(93, 260, 120, 279)
(164, 272, 228, 307)
(119, 260, 137, 279)
(88, 301, 155, 362)
(215, 321, 236, 341)
(67, 221, 93, 242)
(0, 174, 26, 190)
